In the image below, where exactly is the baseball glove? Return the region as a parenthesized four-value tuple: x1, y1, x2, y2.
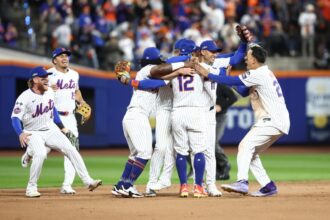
(236, 25, 253, 43)
(76, 102, 91, 125)
(65, 130, 79, 150)
(114, 60, 131, 85)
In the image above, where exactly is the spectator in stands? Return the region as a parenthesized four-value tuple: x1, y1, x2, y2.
(221, 16, 240, 51)
(298, 4, 317, 57)
(200, 0, 225, 39)
(118, 30, 134, 62)
(4, 23, 18, 47)
(52, 18, 72, 49)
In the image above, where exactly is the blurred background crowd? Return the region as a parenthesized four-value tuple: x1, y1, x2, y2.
(0, 0, 329, 70)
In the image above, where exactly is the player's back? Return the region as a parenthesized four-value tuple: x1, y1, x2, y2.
(128, 65, 157, 116)
(171, 73, 206, 108)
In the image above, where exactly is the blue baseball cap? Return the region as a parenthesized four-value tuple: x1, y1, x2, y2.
(179, 39, 197, 55)
(200, 40, 222, 52)
(30, 66, 52, 78)
(52, 47, 71, 59)
(142, 47, 161, 60)
(174, 38, 186, 50)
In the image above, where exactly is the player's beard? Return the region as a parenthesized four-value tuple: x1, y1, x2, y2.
(37, 81, 48, 93)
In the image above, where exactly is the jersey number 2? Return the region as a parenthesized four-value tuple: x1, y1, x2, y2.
(178, 76, 194, 91)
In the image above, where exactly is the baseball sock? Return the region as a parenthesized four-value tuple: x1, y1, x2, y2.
(176, 154, 187, 185)
(124, 157, 148, 188)
(194, 152, 205, 186)
(117, 159, 134, 187)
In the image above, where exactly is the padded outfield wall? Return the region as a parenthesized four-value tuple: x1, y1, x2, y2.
(0, 61, 329, 149)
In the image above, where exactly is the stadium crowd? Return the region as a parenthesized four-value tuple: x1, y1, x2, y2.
(0, 0, 329, 70)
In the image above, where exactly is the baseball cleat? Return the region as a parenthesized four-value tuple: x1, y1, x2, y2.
(179, 184, 189, 198)
(145, 188, 157, 197)
(207, 184, 222, 197)
(26, 190, 41, 198)
(111, 185, 122, 196)
(221, 180, 249, 195)
(119, 186, 144, 198)
(60, 185, 76, 195)
(88, 179, 102, 191)
(193, 184, 208, 198)
(21, 152, 32, 168)
(250, 181, 277, 197)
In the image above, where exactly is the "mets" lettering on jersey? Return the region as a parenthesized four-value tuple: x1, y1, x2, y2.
(32, 99, 54, 118)
(56, 79, 76, 90)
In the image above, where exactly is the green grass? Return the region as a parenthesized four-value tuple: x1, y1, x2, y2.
(0, 153, 330, 189)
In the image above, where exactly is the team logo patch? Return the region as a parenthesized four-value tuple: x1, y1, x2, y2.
(14, 107, 21, 114)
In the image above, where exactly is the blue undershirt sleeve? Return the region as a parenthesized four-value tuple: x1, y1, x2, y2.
(53, 107, 64, 129)
(235, 85, 250, 97)
(229, 43, 247, 65)
(216, 52, 235, 58)
(129, 79, 167, 90)
(208, 74, 246, 86)
(11, 117, 23, 136)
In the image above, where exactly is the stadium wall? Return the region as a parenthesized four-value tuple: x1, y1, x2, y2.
(0, 62, 329, 149)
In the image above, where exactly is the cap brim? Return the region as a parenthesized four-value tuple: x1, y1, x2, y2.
(53, 51, 71, 60)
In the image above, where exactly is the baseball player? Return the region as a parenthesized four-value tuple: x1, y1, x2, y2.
(197, 40, 224, 197)
(47, 47, 88, 194)
(169, 40, 209, 198)
(112, 47, 194, 198)
(12, 66, 101, 197)
(197, 44, 290, 197)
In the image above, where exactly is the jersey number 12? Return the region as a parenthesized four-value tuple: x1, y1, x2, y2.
(178, 75, 194, 92)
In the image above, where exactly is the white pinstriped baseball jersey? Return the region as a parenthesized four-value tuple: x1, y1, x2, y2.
(11, 89, 55, 131)
(200, 62, 219, 107)
(155, 84, 173, 111)
(128, 64, 168, 116)
(238, 65, 290, 134)
(171, 73, 205, 108)
(47, 67, 79, 113)
(212, 57, 230, 69)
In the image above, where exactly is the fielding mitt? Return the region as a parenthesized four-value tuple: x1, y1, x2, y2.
(115, 60, 131, 85)
(236, 25, 253, 43)
(76, 102, 91, 125)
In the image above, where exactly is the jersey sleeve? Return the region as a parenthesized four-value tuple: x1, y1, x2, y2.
(238, 70, 264, 87)
(212, 57, 230, 69)
(11, 93, 26, 120)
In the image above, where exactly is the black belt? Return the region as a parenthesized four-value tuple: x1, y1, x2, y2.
(209, 106, 214, 111)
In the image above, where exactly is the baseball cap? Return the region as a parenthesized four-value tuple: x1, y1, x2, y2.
(142, 47, 161, 60)
(179, 39, 197, 55)
(174, 38, 186, 50)
(52, 47, 71, 59)
(200, 40, 222, 52)
(30, 66, 52, 78)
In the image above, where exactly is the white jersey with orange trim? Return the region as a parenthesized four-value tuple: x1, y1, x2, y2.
(238, 65, 290, 134)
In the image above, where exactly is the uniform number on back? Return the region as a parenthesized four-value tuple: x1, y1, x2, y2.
(273, 80, 283, 97)
(178, 75, 194, 91)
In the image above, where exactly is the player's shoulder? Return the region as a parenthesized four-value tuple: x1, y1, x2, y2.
(136, 65, 154, 79)
(68, 68, 79, 75)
